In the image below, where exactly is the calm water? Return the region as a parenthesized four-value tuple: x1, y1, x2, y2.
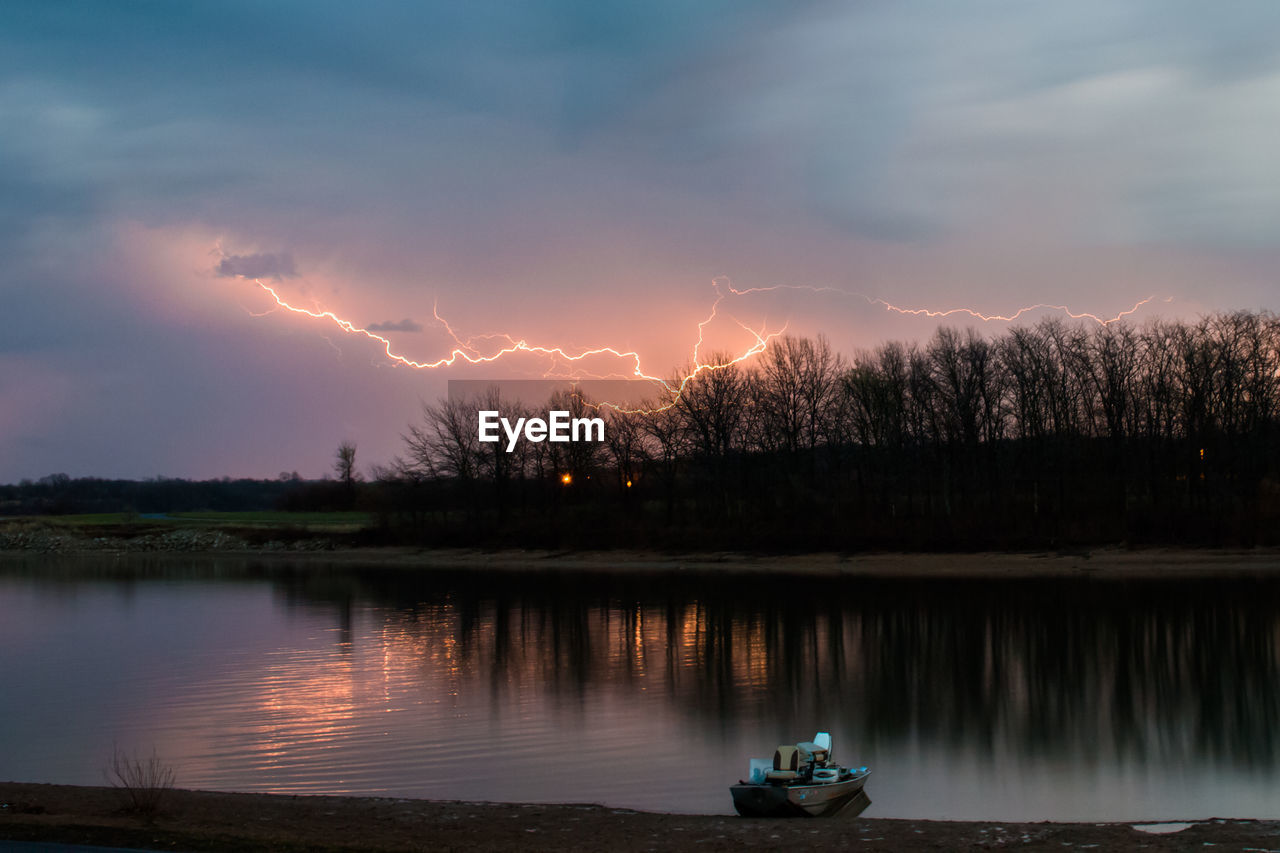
(1, 559, 1278, 820)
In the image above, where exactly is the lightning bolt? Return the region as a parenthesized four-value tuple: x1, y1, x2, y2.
(250, 278, 780, 412)
(234, 264, 1166, 413)
(716, 277, 1158, 327)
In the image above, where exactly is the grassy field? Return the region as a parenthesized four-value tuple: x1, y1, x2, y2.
(166, 511, 371, 530)
(2, 511, 373, 531)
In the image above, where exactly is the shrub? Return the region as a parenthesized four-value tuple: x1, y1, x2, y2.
(105, 742, 175, 816)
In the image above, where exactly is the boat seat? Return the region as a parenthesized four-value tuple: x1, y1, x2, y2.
(773, 745, 800, 772)
(765, 770, 797, 782)
(796, 742, 828, 762)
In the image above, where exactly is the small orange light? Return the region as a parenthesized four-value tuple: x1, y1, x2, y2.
(561, 473, 572, 485)
(626, 479, 632, 488)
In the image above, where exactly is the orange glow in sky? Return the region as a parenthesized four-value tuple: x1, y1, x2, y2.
(240, 269, 1163, 414)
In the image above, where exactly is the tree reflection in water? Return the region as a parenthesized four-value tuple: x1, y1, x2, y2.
(278, 570, 1280, 773)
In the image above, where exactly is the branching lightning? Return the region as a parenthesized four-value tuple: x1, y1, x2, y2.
(251, 278, 780, 409)
(237, 266, 1164, 412)
(716, 278, 1158, 327)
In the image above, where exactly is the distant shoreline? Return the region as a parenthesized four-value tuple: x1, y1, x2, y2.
(1, 782, 1276, 852)
(3, 535, 1280, 579)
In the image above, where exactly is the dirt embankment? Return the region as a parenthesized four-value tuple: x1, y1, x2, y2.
(2, 783, 1278, 852)
(0, 523, 335, 554)
(4, 527, 1280, 581)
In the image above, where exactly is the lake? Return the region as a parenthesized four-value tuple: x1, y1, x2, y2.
(1, 558, 1277, 820)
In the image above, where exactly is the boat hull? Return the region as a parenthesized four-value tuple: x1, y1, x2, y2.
(730, 772, 871, 818)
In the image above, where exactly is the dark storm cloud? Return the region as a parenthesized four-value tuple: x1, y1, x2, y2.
(215, 253, 297, 280)
(367, 318, 422, 333)
(2, 0, 1279, 249)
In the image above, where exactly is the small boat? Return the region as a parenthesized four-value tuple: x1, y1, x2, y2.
(730, 732, 871, 818)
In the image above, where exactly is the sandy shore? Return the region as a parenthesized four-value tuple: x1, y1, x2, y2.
(2, 783, 1277, 852)
(354, 545, 1280, 579)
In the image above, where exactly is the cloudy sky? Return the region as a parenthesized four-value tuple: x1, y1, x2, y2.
(3, 1, 1279, 481)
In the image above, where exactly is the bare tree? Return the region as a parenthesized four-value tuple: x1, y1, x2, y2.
(673, 355, 749, 459)
(334, 441, 360, 487)
(402, 397, 480, 481)
(752, 334, 845, 455)
(603, 407, 651, 497)
(546, 387, 606, 485)
(640, 393, 687, 522)
(844, 342, 910, 450)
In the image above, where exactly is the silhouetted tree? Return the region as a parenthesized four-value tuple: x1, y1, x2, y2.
(335, 442, 359, 484)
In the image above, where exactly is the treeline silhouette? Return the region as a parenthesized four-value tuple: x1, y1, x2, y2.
(0, 473, 312, 516)
(372, 311, 1280, 550)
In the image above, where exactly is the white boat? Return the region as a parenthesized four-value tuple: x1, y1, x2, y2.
(730, 732, 871, 818)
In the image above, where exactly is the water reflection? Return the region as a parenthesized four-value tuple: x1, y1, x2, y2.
(273, 570, 1280, 771)
(1, 561, 1278, 818)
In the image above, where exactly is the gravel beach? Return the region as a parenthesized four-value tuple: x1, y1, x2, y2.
(3, 783, 1278, 852)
